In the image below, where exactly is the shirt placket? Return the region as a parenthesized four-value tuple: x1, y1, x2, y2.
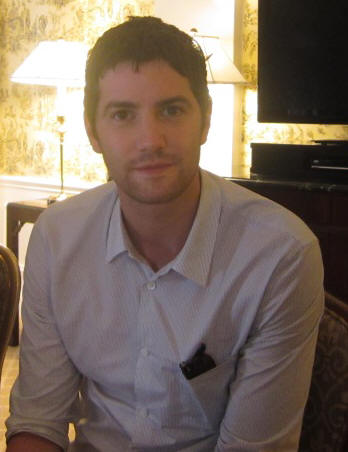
(132, 277, 159, 445)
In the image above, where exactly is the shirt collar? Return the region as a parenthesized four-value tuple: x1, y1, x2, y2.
(106, 197, 128, 263)
(105, 170, 222, 287)
(171, 170, 221, 287)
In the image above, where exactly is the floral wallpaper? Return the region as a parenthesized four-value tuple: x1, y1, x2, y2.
(1, 0, 347, 182)
(240, 0, 348, 176)
(0, 0, 154, 185)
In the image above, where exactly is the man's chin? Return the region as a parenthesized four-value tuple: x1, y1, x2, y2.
(122, 180, 191, 205)
(116, 168, 200, 206)
(124, 189, 184, 205)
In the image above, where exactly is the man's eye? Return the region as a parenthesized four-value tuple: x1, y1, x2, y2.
(111, 110, 134, 121)
(162, 105, 184, 117)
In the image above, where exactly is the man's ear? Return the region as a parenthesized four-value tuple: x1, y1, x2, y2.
(84, 113, 102, 154)
(200, 97, 212, 145)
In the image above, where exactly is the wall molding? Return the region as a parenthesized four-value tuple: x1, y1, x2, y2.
(0, 175, 97, 194)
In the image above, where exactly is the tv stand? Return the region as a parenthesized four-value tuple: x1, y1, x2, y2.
(313, 140, 348, 146)
(250, 142, 348, 183)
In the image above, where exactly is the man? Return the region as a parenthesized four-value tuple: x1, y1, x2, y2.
(6, 16, 324, 452)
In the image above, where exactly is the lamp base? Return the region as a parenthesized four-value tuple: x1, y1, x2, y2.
(47, 192, 68, 205)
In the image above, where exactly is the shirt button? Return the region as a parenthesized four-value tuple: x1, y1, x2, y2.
(146, 281, 156, 291)
(141, 347, 149, 357)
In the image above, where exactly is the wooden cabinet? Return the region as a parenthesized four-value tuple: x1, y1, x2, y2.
(230, 178, 348, 304)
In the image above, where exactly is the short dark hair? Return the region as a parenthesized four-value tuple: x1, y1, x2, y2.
(84, 16, 210, 133)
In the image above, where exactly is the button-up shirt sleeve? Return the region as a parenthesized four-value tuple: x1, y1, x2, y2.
(6, 218, 82, 450)
(215, 237, 324, 451)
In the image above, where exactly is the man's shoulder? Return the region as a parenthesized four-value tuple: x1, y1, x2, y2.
(207, 172, 316, 247)
(37, 181, 117, 231)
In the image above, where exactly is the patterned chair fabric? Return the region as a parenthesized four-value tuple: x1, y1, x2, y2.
(0, 245, 21, 383)
(299, 295, 348, 452)
(0, 254, 11, 321)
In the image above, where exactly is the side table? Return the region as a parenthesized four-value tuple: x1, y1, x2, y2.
(6, 199, 47, 345)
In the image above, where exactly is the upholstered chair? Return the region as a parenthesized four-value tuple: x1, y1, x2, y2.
(299, 292, 348, 452)
(0, 245, 21, 384)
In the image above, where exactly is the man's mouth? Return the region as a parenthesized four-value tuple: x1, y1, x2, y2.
(133, 162, 174, 174)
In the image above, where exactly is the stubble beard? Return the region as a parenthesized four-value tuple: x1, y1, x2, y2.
(120, 163, 200, 205)
(109, 149, 201, 206)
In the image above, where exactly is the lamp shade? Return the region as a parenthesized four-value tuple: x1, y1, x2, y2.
(11, 40, 89, 87)
(192, 32, 245, 84)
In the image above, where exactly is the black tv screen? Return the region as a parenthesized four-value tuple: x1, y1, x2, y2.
(258, 0, 348, 125)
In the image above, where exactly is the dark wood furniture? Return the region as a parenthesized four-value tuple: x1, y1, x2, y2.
(230, 178, 348, 305)
(6, 199, 47, 345)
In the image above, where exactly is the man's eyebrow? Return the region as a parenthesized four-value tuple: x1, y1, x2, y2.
(157, 96, 192, 108)
(102, 101, 138, 115)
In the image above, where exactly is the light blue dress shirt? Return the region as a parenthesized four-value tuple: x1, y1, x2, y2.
(6, 170, 324, 451)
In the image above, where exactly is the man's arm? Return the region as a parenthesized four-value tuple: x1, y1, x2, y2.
(5, 220, 80, 449)
(7, 433, 63, 451)
(215, 239, 324, 451)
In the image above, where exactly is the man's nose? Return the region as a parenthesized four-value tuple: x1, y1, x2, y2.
(135, 114, 166, 152)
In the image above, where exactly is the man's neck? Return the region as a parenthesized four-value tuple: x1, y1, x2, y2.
(119, 175, 201, 271)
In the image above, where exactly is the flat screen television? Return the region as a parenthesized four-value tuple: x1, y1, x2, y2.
(257, 0, 348, 125)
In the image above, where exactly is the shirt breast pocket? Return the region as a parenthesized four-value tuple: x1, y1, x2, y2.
(147, 354, 238, 433)
(184, 354, 238, 430)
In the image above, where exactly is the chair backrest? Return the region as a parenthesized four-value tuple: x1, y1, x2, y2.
(298, 292, 348, 452)
(0, 244, 21, 383)
(324, 291, 348, 324)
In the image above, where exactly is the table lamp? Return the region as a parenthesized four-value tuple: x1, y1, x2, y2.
(11, 39, 89, 203)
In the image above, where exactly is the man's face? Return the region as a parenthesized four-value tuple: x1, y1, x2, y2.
(85, 60, 211, 205)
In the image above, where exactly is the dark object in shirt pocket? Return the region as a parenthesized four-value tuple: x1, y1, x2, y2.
(179, 343, 216, 380)
(183, 354, 238, 430)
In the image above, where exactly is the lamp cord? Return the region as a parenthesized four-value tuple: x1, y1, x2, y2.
(57, 115, 65, 195)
